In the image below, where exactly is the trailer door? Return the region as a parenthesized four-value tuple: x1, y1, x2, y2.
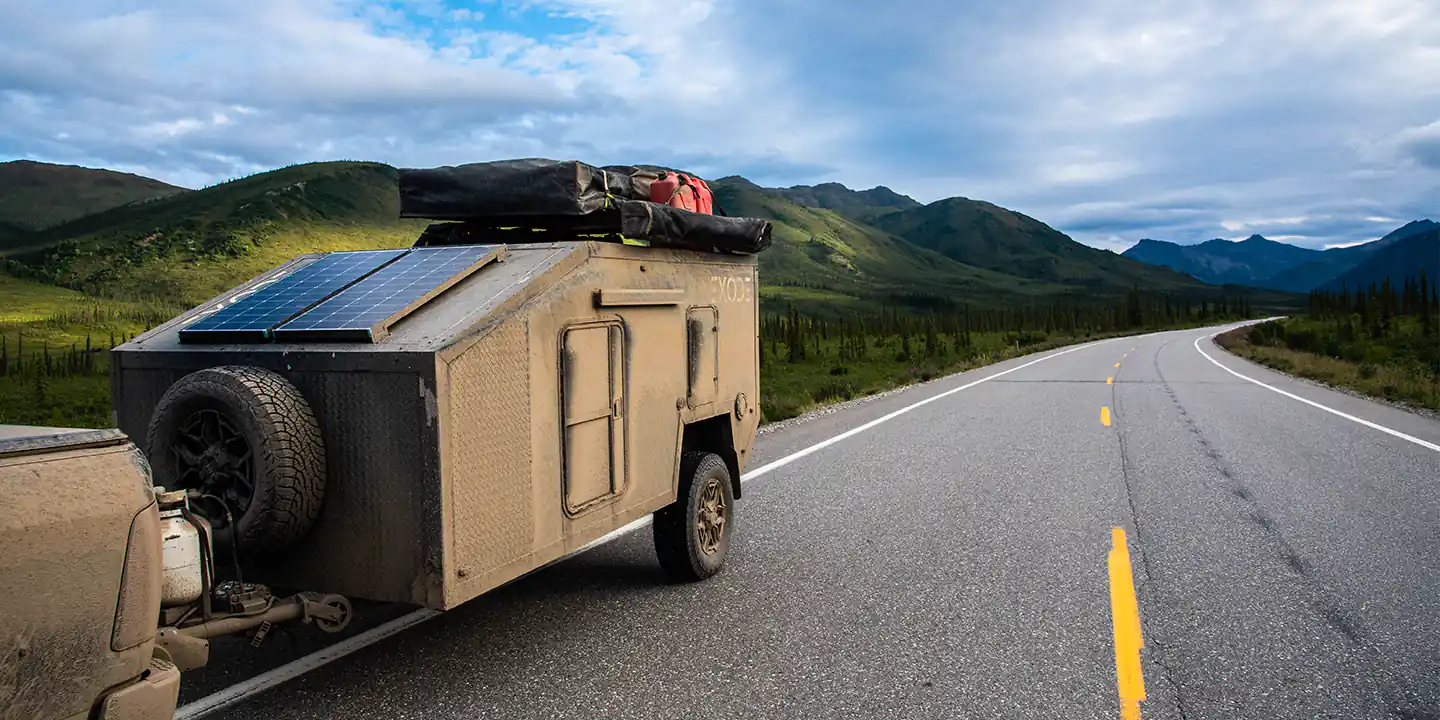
(686, 305, 719, 409)
(560, 321, 627, 514)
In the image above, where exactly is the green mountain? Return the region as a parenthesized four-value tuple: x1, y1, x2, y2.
(763, 182, 921, 224)
(1122, 220, 1437, 291)
(711, 176, 1070, 314)
(0, 160, 186, 236)
(2, 160, 1299, 318)
(5, 161, 425, 305)
(1320, 228, 1440, 292)
(871, 197, 1213, 293)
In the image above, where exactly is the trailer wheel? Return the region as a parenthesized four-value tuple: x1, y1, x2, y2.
(654, 451, 734, 582)
(146, 365, 325, 555)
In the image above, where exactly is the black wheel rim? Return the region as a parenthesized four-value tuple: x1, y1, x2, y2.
(172, 408, 254, 528)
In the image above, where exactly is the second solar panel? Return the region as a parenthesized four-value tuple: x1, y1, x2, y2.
(272, 245, 504, 342)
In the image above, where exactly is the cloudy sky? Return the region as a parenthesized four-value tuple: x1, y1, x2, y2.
(1, 0, 1436, 251)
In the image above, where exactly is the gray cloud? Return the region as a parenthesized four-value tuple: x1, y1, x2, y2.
(1, 0, 1436, 253)
(1395, 119, 1440, 170)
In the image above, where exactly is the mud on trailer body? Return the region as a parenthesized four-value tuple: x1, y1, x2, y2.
(112, 239, 760, 609)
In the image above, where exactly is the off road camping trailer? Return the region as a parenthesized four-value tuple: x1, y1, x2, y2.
(111, 236, 763, 609)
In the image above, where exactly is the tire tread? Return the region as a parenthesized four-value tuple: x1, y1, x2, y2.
(146, 365, 325, 554)
(654, 451, 733, 582)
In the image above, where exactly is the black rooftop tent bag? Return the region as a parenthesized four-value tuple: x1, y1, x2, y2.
(397, 158, 771, 255)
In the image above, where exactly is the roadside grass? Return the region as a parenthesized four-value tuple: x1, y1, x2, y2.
(1217, 322, 1440, 412)
(758, 325, 1196, 424)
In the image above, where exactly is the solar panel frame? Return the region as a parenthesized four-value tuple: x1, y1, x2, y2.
(177, 249, 409, 344)
(271, 245, 505, 343)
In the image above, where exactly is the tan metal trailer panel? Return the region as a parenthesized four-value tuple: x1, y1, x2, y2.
(113, 239, 759, 609)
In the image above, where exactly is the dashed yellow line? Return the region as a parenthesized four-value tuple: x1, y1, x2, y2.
(1107, 377, 1114, 385)
(1114, 362, 1121, 368)
(1101, 406, 1112, 426)
(1123, 353, 1128, 358)
(1109, 527, 1146, 720)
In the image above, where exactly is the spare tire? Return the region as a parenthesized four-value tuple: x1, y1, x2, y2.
(146, 365, 325, 555)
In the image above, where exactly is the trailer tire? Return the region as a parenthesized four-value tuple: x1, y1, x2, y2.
(654, 451, 734, 582)
(146, 365, 325, 555)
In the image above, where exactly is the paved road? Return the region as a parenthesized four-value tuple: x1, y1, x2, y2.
(193, 323, 1440, 720)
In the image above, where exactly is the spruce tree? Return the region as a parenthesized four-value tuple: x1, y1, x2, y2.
(1421, 271, 1433, 336)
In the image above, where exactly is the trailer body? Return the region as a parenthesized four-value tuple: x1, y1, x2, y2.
(112, 240, 760, 608)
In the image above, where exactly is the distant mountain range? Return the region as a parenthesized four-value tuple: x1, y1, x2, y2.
(1122, 220, 1438, 292)
(1319, 226, 1440, 292)
(716, 178, 1264, 311)
(1, 159, 1298, 317)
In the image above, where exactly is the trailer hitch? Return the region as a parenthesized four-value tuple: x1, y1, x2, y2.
(174, 591, 353, 640)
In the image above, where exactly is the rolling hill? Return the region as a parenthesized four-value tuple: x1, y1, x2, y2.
(869, 196, 1216, 293)
(1122, 220, 1437, 291)
(0, 160, 186, 235)
(762, 182, 921, 224)
(4, 161, 426, 305)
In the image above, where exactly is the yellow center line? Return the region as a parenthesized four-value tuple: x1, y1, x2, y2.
(1101, 406, 1111, 426)
(1107, 377, 1114, 385)
(1123, 353, 1128, 358)
(1114, 362, 1121, 368)
(1109, 527, 1146, 720)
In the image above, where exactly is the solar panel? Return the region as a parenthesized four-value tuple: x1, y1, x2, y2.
(178, 249, 407, 343)
(272, 245, 503, 342)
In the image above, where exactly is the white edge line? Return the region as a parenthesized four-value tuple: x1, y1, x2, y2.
(176, 333, 1122, 718)
(173, 607, 441, 720)
(1194, 332, 1440, 453)
(741, 337, 1117, 481)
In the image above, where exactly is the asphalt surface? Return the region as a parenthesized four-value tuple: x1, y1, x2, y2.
(191, 323, 1440, 720)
